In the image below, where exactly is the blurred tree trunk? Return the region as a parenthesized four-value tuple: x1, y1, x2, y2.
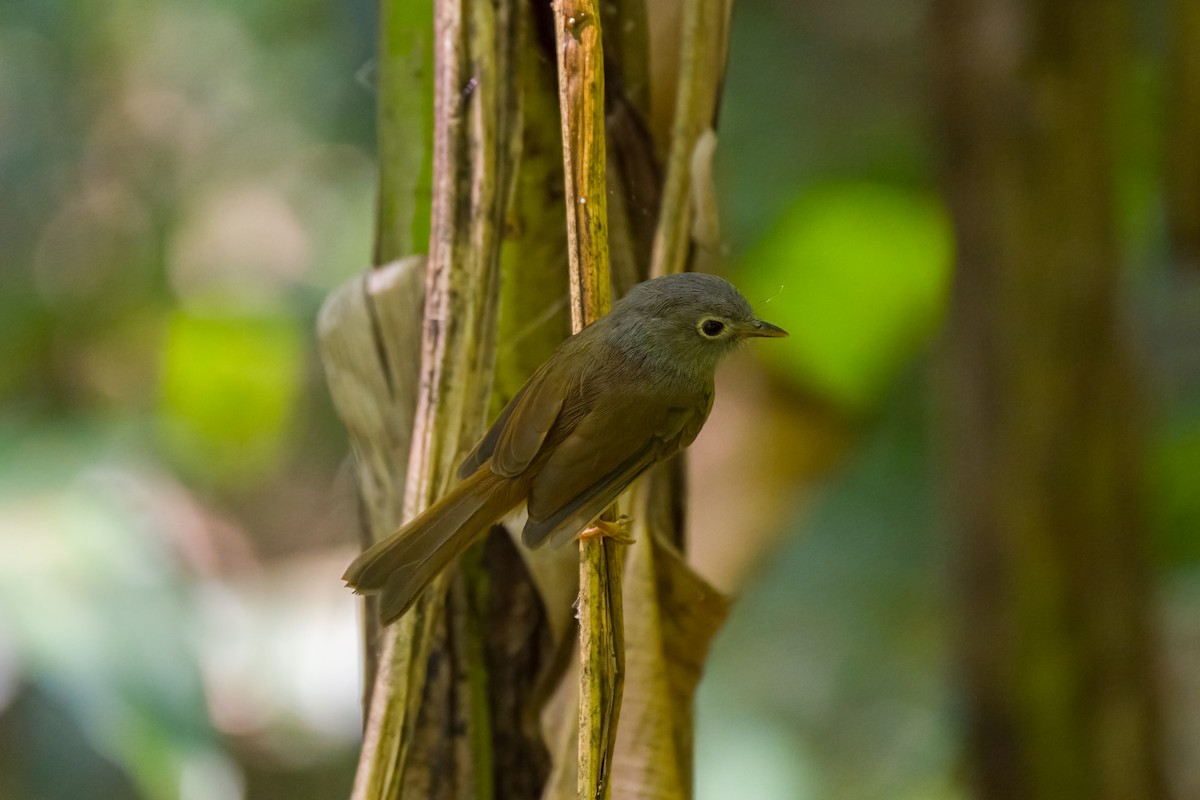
(1167, 0, 1200, 271)
(933, 1, 1168, 799)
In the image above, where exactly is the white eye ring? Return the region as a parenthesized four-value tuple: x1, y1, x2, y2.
(698, 318, 726, 338)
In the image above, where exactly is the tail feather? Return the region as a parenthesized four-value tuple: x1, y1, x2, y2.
(343, 468, 522, 623)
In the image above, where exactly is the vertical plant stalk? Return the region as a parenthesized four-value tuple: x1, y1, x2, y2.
(343, 0, 435, 708)
(649, 0, 731, 278)
(551, 2, 625, 798)
(348, 0, 522, 797)
(555, 1, 613, 326)
(602, 1, 735, 796)
(375, 0, 434, 264)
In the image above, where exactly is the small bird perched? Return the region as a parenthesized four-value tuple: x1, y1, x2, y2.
(343, 272, 787, 623)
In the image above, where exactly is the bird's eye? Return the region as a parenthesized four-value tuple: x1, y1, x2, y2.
(699, 318, 725, 337)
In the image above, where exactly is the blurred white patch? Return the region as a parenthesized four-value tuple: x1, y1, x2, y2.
(180, 750, 244, 800)
(696, 715, 818, 800)
(196, 550, 362, 753)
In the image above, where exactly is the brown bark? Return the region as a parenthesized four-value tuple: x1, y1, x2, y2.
(933, 1, 1168, 798)
(1168, 0, 1200, 271)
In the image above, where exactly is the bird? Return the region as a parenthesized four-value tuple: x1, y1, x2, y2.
(342, 272, 788, 624)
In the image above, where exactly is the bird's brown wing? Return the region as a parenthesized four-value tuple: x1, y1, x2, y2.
(458, 358, 566, 479)
(522, 387, 708, 548)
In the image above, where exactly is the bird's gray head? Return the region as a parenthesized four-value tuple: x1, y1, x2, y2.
(606, 273, 787, 375)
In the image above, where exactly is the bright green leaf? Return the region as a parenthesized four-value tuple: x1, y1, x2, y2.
(157, 311, 303, 485)
(736, 181, 954, 409)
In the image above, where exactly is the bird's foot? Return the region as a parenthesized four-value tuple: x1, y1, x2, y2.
(580, 516, 635, 545)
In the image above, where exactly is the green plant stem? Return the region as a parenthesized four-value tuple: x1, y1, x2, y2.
(348, 0, 521, 796)
(551, 2, 626, 798)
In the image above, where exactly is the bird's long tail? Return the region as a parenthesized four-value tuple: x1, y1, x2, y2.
(343, 467, 522, 624)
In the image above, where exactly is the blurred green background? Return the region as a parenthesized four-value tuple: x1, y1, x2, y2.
(1, 0, 1198, 798)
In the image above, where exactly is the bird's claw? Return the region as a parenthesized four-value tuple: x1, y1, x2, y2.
(580, 516, 635, 545)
